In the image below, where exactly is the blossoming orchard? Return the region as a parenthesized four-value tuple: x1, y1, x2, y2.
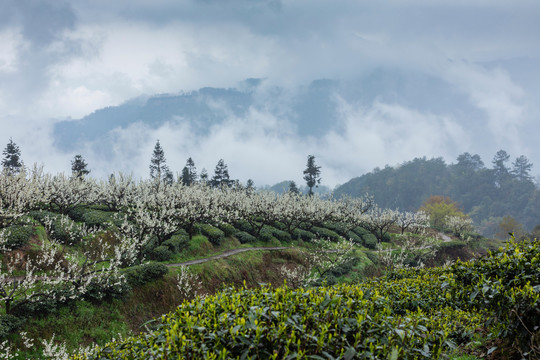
(0, 166, 446, 358)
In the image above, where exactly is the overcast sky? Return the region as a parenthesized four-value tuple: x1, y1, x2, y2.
(1, 0, 540, 187)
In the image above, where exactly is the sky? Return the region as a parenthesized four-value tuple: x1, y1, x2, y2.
(1, 0, 540, 188)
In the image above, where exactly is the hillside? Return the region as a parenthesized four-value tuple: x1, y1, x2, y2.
(334, 154, 540, 237)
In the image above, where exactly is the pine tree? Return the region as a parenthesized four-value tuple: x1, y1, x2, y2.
(180, 157, 197, 186)
(211, 159, 231, 188)
(303, 155, 321, 196)
(71, 155, 90, 179)
(199, 168, 209, 183)
(2, 138, 23, 175)
(492, 149, 511, 186)
(511, 155, 533, 182)
(149, 140, 173, 184)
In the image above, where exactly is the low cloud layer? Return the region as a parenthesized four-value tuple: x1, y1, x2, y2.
(1, 0, 540, 187)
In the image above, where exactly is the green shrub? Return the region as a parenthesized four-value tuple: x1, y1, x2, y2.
(271, 221, 288, 231)
(81, 209, 114, 228)
(324, 222, 350, 237)
(363, 234, 378, 249)
(28, 210, 57, 223)
(162, 234, 189, 254)
(123, 263, 169, 287)
(218, 223, 238, 237)
(198, 224, 225, 246)
(346, 230, 363, 244)
(3, 225, 33, 250)
(82, 276, 130, 302)
(261, 225, 291, 242)
(66, 206, 87, 222)
(292, 228, 315, 242)
(150, 246, 173, 261)
(234, 220, 255, 234)
(258, 226, 274, 242)
(311, 226, 341, 242)
(235, 231, 256, 244)
(0, 314, 23, 339)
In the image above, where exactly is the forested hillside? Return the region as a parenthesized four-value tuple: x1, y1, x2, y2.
(334, 151, 540, 236)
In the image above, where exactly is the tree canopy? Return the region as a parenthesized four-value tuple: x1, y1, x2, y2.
(335, 151, 539, 236)
(2, 138, 23, 175)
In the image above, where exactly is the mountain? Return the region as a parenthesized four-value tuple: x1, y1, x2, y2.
(52, 68, 479, 152)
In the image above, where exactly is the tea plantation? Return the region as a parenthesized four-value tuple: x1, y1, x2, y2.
(73, 238, 539, 359)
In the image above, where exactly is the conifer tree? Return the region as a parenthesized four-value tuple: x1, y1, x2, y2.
(149, 140, 173, 184)
(211, 159, 231, 188)
(492, 149, 510, 185)
(199, 168, 208, 183)
(71, 154, 90, 179)
(1, 138, 23, 175)
(303, 155, 321, 196)
(180, 157, 197, 186)
(511, 155, 533, 182)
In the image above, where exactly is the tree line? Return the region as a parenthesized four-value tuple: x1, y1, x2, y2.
(334, 151, 539, 236)
(2, 138, 322, 196)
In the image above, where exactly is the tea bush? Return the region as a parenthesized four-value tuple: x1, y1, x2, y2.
(198, 224, 225, 246)
(235, 231, 257, 244)
(123, 263, 169, 287)
(3, 224, 33, 250)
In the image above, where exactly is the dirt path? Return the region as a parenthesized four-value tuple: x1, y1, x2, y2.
(166, 247, 289, 267)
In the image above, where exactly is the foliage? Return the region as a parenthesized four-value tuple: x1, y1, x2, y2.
(496, 215, 526, 240)
(197, 224, 225, 246)
(123, 263, 169, 287)
(71, 155, 90, 179)
(217, 222, 238, 237)
(292, 228, 316, 242)
(180, 157, 197, 186)
(334, 152, 540, 235)
(303, 154, 321, 196)
(149, 245, 173, 261)
(162, 233, 189, 254)
(234, 231, 257, 244)
(210, 159, 232, 188)
(74, 276, 482, 360)
(310, 226, 341, 242)
(1, 138, 23, 175)
(1, 225, 34, 250)
(420, 196, 464, 231)
(149, 140, 173, 185)
(0, 314, 23, 340)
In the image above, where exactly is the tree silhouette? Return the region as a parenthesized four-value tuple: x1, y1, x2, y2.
(211, 159, 231, 188)
(149, 140, 173, 184)
(303, 155, 321, 196)
(2, 138, 23, 175)
(180, 157, 197, 186)
(71, 155, 90, 179)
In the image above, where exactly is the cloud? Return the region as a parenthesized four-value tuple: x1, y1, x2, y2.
(1, 0, 540, 187)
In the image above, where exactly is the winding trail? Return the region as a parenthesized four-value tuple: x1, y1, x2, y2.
(166, 247, 289, 267)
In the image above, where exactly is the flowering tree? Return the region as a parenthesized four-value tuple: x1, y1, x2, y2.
(363, 206, 399, 241)
(395, 210, 430, 234)
(445, 215, 474, 237)
(40, 173, 98, 214)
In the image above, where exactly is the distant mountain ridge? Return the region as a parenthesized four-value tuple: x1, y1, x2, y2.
(52, 68, 478, 152)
